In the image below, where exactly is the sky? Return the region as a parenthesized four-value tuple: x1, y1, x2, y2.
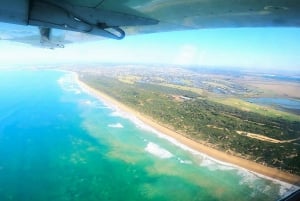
(0, 22, 300, 71)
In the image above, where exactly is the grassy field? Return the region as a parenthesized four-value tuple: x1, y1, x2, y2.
(212, 98, 300, 121)
(239, 79, 300, 99)
(117, 75, 141, 84)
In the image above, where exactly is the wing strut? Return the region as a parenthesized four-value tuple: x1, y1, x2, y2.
(28, 0, 157, 40)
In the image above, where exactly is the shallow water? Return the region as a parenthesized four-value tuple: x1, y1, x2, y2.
(0, 70, 298, 201)
(245, 97, 300, 114)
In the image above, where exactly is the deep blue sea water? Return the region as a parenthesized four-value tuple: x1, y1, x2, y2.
(0, 70, 298, 201)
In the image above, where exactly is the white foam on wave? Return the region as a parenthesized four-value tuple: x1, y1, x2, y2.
(80, 99, 105, 109)
(110, 111, 124, 117)
(145, 142, 173, 159)
(237, 168, 299, 197)
(132, 121, 235, 172)
(96, 105, 110, 109)
(177, 157, 192, 164)
(238, 169, 260, 188)
(279, 184, 300, 198)
(58, 73, 82, 95)
(134, 118, 239, 170)
(200, 156, 235, 171)
(81, 100, 93, 105)
(199, 157, 219, 171)
(180, 160, 192, 164)
(108, 123, 124, 128)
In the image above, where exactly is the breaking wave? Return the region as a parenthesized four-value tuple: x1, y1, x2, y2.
(145, 142, 173, 159)
(58, 73, 81, 95)
(177, 157, 193, 164)
(237, 169, 299, 198)
(108, 123, 124, 128)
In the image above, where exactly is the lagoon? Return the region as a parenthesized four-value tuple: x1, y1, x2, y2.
(245, 97, 300, 115)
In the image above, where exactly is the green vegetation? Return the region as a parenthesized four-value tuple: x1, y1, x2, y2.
(213, 97, 300, 121)
(79, 73, 300, 175)
(158, 83, 205, 96)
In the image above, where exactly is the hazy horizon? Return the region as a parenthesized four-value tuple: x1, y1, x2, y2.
(0, 23, 300, 71)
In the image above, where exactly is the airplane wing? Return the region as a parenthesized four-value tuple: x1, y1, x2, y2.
(1, 0, 300, 47)
(102, 0, 300, 34)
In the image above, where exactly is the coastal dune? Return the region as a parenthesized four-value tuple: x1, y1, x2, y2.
(75, 73, 300, 186)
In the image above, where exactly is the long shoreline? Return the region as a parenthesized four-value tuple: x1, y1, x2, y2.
(75, 73, 300, 186)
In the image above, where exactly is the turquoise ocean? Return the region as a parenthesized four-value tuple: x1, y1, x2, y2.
(0, 70, 298, 201)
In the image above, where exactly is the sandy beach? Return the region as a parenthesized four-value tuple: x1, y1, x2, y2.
(75, 73, 300, 186)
